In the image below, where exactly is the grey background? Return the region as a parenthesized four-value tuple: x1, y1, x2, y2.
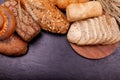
(0, 0, 120, 80)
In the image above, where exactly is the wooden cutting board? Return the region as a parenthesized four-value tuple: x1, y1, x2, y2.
(70, 43, 119, 59)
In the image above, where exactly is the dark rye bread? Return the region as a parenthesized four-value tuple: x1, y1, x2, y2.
(1, 0, 41, 42)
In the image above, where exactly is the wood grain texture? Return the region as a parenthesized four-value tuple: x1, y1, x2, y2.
(70, 43, 119, 59)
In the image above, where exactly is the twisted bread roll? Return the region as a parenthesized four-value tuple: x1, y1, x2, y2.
(66, 1, 103, 22)
(67, 15, 120, 45)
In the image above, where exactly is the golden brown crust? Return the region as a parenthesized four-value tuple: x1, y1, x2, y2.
(2, 0, 41, 42)
(0, 6, 16, 40)
(0, 34, 28, 56)
(22, 0, 69, 34)
(50, 0, 89, 10)
(66, 1, 103, 22)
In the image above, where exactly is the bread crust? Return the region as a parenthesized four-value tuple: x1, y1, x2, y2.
(22, 0, 69, 34)
(2, 0, 41, 42)
(66, 1, 103, 22)
(67, 15, 120, 45)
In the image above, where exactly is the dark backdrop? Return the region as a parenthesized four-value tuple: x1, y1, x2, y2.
(0, 0, 120, 80)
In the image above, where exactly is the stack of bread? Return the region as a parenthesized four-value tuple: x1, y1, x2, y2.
(0, 0, 119, 56)
(65, 0, 120, 45)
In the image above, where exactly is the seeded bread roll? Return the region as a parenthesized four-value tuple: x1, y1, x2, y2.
(67, 15, 120, 45)
(21, 0, 70, 34)
(66, 1, 103, 22)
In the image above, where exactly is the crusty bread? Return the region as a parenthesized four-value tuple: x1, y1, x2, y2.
(0, 34, 28, 56)
(50, 0, 89, 10)
(22, 0, 70, 34)
(2, 0, 41, 42)
(66, 1, 103, 22)
(67, 15, 120, 45)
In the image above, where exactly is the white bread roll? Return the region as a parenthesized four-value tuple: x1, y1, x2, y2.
(66, 1, 103, 22)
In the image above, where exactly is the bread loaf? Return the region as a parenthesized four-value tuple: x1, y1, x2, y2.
(0, 6, 16, 40)
(2, 0, 41, 42)
(21, 0, 70, 34)
(66, 1, 103, 22)
(67, 15, 120, 45)
(0, 34, 28, 56)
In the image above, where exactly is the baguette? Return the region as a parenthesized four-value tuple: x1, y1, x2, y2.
(66, 1, 103, 22)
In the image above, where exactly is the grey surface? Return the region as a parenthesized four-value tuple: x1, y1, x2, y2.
(1, 0, 120, 80)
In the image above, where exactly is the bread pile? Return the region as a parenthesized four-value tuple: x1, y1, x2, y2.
(66, 0, 120, 45)
(67, 15, 120, 45)
(0, 0, 119, 56)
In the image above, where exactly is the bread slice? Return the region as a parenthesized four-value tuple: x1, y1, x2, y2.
(110, 18, 120, 44)
(77, 21, 88, 45)
(67, 15, 120, 45)
(93, 17, 103, 44)
(87, 19, 98, 45)
(104, 17, 120, 44)
(102, 15, 112, 43)
(86, 19, 93, 45)
(67, 22, 81, 44)
(98, 16, 107, 44)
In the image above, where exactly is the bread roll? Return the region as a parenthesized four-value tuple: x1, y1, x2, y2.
(66, 1, 103, 22)
(21, 0, 70, 34)
(0, 6, 16, 40)
(103, 17, 120, 44)
(50, 0, 89, 10)
(0, 34, 28, 56)
(67, 15, 120, 45)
